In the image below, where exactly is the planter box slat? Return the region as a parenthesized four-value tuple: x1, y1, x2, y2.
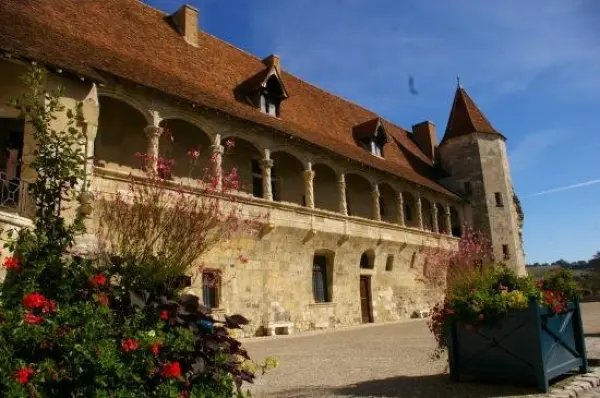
(448, 299, 588, 392)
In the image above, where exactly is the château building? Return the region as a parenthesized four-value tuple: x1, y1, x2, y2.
(0, 0, 524, 335)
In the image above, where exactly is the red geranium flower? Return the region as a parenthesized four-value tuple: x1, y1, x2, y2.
(24, 311, 44, 325)
(121, 338, 140, 352)
(90, 274, 107, 287)
(22, 292, 47, 309)
(160, 310, 169, 321)
(151, 343, 160, 356)
(42, 299, 57, 314)
(13, 367, 34, 384)
(3, 256, 20, 270)
(161, 361, 181, 378)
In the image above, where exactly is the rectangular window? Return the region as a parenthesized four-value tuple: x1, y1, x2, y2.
(502, 245, 510, 260)
(202, 270, 221, 310)
(464, 181, 472, 196)
(495, 192, 504, 207)
(370, 140, 383, 157)
(0, 118, 25, 213)
(312, 255, 329, 303)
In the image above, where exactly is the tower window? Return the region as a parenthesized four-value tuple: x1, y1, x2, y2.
(502, 245, 510, 260)
(464, 181, 472, 196)
(495, 192, 504, 207)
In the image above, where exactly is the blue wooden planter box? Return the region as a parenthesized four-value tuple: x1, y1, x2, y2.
(447, 299, 588, 392)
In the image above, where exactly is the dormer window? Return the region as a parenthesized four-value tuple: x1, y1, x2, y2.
(236, 63, 288, 119)
(353, 119, 388, 158)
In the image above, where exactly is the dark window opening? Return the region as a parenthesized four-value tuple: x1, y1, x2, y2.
(259, 75, 283, 117)
(346, 188, 352, 216)
(202, 270, 221, 310)
(312, 255, 330, 303)
(495, 192, 504, 207)
(379, 197, 385, 218)
(405, 204, 413, 222)
(360, 251, 374, 269)
(502, 244, 510, 260)
(385, 255, 394, 271)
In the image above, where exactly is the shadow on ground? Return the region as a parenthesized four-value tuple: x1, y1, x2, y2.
(257, 373, 542, 398)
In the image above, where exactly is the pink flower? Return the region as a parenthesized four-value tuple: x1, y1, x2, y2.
(188, 149, 200, 159)
(225, 138, 235, 149)
(477, 313, 485, 321)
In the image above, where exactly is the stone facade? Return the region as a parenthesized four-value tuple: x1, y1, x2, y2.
(0, 42, 522, 336)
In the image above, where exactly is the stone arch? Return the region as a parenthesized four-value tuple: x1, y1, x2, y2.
(218, 130, 267, 153)
(154, 108, 216, 140)
(377, 182, 398, 223)
(158, 119, 212, 179)
(271, 150, 305, 205)
(345, 173, 374, 219)
(312, 249, 335, 303)
(450, 206, 462, 237)
(97, 90, 153, 124)
(269, 144, 310, 169)
(96, 95, 149, 170)
(360, 249, 375, 269)
(220, 136, 262, 197)
(421, 197, 434, 231)
(435, 202, 446, 234)
(402, 191, 418, 228)
(313, 163, 338, 212)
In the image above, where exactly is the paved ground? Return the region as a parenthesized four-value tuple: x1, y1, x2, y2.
(242, 302, 600, 398)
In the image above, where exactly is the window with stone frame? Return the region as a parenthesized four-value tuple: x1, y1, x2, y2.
(0, 117, 25, 211)
(202, 269, 221, 310)
(502, 244, 510, 260)
(259, 75, 284, 117)
(312, 255, 331, 303)
(360, 251, 375, 269)
(495, 192, 504, 207)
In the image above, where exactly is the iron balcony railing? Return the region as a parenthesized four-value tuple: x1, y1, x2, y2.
(0, 172, 33, 218)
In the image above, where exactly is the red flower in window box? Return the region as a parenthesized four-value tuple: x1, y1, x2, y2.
(161, 361, 181, 378)
(3, 256, 20, 270)
(13, 367, 34, 384)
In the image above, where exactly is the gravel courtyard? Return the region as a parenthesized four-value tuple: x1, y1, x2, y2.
(243, 302, 600, 398)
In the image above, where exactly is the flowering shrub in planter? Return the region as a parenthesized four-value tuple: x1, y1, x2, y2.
(429, 266, 587, 391)
(0, 66, 272, 397)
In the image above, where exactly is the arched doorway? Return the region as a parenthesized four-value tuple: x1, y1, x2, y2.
(359, 250, 374, 323)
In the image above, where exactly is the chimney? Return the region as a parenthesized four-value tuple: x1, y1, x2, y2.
(171, 4, 199, 47)
(262, 54, 281, 71)
(412, 121, 437, 161)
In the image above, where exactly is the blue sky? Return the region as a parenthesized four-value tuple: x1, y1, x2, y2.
(145, 0, 600, 264)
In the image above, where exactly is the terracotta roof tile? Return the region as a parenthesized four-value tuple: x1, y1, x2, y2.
(442, 86, 504, 144)
(0, 0, 461, 199)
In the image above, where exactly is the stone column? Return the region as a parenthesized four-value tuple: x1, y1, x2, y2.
(260, 151, 274, 201)
(416, 193, 424, 230)
(144, 125, 162, 174)
(445, 205, 453, 236)
(397, 191, 405, 226)
(338, 173, 348, 216)
(210, 143, 224, 191)
(432, 202, 439, 233)
(372, 185, 381, 221)
(303, 164, 315, 209)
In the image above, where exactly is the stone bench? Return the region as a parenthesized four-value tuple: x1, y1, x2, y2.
(266, 321, 294, 336)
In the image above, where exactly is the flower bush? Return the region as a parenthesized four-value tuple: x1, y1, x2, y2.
(428, 265, 581, 359)
(0, 66, 272, 397)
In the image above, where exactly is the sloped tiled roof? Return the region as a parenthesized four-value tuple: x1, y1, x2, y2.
(0, 0, 462, 199)
(441, 86, 504, 144)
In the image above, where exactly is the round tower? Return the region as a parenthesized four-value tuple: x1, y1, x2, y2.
(438, 84, 525, 274)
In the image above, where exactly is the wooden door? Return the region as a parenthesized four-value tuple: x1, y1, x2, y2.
(359, 275, 373, 323)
